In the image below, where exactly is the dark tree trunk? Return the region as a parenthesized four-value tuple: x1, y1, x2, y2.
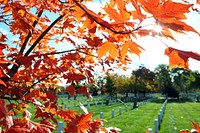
(126, 92, 128, 97)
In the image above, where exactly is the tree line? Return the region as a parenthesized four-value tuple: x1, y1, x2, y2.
(87, 64, 200, 99)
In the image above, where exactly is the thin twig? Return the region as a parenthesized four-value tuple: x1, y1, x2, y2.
(22, 74, 52, 97)
(33, 49, 97, 58)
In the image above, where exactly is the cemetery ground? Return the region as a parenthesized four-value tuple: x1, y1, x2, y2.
(27, 94, 200, 133)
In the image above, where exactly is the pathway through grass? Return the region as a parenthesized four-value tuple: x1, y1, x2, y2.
(159, 99, 200, 133)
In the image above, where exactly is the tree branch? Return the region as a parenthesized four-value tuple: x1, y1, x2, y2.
(24, 14, 65, 56)
(20, 10, 44, 55)
(6, 13, 65, 80)
(33, 49, 98, 58)
(0, 96, 19, 101)
(22, 74, 52, 97)
(72, 0, 141, 34)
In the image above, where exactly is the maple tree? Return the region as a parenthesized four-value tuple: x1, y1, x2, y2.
(0, 0, 200, 132)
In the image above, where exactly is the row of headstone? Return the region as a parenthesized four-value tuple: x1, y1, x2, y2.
(148, 99, 168, 133)
(62, 97, 152, 113)
(99, 101, 145, 121)
(59, 94, 111, 104)
(56, 98, 151, 133)
(60, 95, 150, 107)
(61, 98, 119, 110)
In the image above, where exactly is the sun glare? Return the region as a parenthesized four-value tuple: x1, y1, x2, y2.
(154, 25, 162, 33)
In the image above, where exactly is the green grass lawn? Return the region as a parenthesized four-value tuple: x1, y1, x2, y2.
(159, 99, 200, 133)
(57, 96, 165, 133)
(102, 102, 164, 133)
(26, 95, 200, 133)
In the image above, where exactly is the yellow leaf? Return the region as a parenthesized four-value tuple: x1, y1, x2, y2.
(50, 108, 56, 114)
(18, 9, 25, 17)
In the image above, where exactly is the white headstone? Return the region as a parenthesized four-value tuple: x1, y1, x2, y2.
(112, 109, 114, 118)
(148, 128, 153, 133)
(154, 119, 158, 133)
(58, 122, 64, 133)
(119, 107, 122, 115)
(100, 112, 104, 120)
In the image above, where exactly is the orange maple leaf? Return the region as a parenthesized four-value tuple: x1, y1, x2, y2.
(155, 1, 192, 20)
(120, 41, 143, 60)
(104, 5, 124, 22)
(130, 0, 146, 22)
(192, 121, 200, 132)
(165, 47, 200, 69)
(78, 113, 93, 132)
(138, 0, 200, 35)
(97, 42, 118, 60)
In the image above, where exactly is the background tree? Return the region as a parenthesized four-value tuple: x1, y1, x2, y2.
(154, 64, 179, 98)
(87, 83, 99, 96)
(104, 74, 117, 98)
(171, 67, 193, 94)
(132, 66, 155, 97)
(96, 75, 105, 95)
(0, 0, 200, 132)
(114, 75, 131, 97)
(190, 71, 200, 92)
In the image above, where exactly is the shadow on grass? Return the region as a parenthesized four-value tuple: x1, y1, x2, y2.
(167, 97, 194, 103)
(149, 96, 195, 104)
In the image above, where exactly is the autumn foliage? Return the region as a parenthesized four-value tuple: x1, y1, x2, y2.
(0, 0, 200, 132)
(180, 122, 200, 133)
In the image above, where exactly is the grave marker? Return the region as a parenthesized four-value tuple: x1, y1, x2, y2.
(112, 109, 114, 118)
(119, 107, 122, 115)
(58, 122, 64, 133)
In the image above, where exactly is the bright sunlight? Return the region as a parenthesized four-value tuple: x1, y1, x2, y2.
(154, 24, 162, 33)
